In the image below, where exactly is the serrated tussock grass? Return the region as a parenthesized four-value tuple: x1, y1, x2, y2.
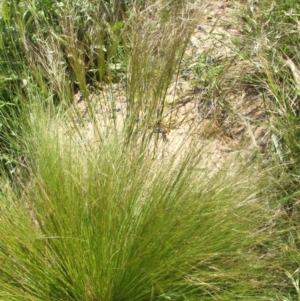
(0, 105, 279, 300)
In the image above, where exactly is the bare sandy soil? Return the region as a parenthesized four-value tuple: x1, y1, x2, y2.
(68, 0, 270, 170)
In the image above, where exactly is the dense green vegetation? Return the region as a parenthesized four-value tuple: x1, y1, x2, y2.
(0, 0, 300, 300)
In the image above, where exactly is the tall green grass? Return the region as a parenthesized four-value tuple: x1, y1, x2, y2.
(0, 100, 282, 300)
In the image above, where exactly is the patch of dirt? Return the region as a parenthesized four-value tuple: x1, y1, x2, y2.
(68, 0, 270, 170)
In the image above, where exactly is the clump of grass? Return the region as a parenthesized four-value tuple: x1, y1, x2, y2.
(0, 100, 282, 300)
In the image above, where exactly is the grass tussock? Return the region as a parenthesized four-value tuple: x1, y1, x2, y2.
(0, 106, 279, 300)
